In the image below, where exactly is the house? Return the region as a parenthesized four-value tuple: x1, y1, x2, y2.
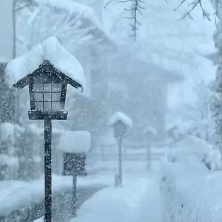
(1, 0, 184, 145)
(96, 51, 184, 142)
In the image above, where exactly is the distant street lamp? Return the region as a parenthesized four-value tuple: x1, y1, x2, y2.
(13, 60, 83, 222)
(110, 112, 132, 187)
(143, 126, 157, 170)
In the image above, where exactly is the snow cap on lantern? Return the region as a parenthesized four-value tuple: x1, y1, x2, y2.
(109, 111, 132, 137)
(5, 36, 85, 120)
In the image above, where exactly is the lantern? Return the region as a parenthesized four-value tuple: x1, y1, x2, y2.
(13, 60, 82, 120)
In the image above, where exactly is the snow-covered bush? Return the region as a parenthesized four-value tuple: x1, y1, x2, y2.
(159, 155, 209, 222)
(160, 159, 222, 222)
(17, 125, 43, 180)
(160, 131, 222, 222)
(166, 135, 210, 164)
(0, 123, 24, 180)
(204, 148, 222, 171)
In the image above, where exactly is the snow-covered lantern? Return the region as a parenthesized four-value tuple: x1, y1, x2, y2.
(4, 37, 85, 222)
(113, 120, 127, 137)
(109, 112, 132, 137)
(109, 112, 132, 186)
(13, 60, 82, 120)
(143, 126, 158, 139)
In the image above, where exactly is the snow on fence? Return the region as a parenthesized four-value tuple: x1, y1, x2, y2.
(160, 156, 222, 222)
(94, 143, 168, 161)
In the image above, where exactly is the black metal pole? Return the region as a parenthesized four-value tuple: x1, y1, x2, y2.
(44, 116, 52, 222)
(72, 172, 77, 216)
(118, 136, 122, 186)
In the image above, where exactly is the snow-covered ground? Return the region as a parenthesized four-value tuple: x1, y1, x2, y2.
(71, 170, 163, 222)
(2, 136, 222, 222)
(0, 174, 112, 217)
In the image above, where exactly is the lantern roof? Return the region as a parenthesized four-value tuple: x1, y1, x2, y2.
(143, 126, 158, 135)
(4, 36, 86, 89)
(109, 111, 133, 128)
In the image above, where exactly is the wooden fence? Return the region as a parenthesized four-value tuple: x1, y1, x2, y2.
(91, 143, 168, 161)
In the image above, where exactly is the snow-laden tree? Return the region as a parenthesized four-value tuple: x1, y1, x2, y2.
(176, 0, 222, 161)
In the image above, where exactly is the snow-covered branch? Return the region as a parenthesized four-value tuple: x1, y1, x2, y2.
(174, 0, 211, 21)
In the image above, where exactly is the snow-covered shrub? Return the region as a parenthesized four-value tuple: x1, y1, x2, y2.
(204, 148, 222, 171)
(166, 135, 222, 171)
(159, 156, 209, 222)
(0, 123, 24, 180)
(160, 161, 222, 222)
(17, 125, 43, 180)
(166, 135, 210, 165)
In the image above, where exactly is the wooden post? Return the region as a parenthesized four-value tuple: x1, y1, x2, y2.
(118, 136, 122, 186)
(44, 116, 52, 222)
(147, 140, 151, 170)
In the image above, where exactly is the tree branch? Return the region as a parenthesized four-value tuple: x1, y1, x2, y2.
(174, 0, 211, 21)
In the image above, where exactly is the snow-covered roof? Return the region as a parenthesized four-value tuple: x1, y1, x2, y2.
(58, 131, 91, 153)
(5, 36, 86, 89)
(109, 112, 133, 128)
(29, 0, 115, 51)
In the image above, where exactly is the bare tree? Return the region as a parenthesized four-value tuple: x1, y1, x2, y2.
(105, 0, 145, 40)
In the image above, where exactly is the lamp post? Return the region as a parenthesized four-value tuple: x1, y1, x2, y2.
(143, 126, 157, 170)
(13, 60, 83, 222)
(112, 120, 126, 187)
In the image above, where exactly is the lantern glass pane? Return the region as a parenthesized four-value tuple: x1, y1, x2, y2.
(44, 93, 51, 102)
(35, 102, 43, 111)
(33, 83, 43, 92)
(44, 102, 51, 111)
(52, 102, 61, 110)
(43, 84, 51, 92)
(31, 80, 64, 111)
(52, 93, 61, 102)
(52, 83, 62, 92)
(34, 93, 43, 101)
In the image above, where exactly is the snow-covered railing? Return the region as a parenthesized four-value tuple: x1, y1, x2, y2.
(92, 143, 168, 161)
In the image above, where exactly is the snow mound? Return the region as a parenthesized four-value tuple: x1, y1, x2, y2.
(5, 36, 86, 89)
(109, 111, 133, 128)
(58, 131, 91, 153)
(71, 179, 147, 222)
(167, 136, 210, 162)
(204, 149, 222, 171)
(166, 119, 195, 135)
(160, 159, 222, 222)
